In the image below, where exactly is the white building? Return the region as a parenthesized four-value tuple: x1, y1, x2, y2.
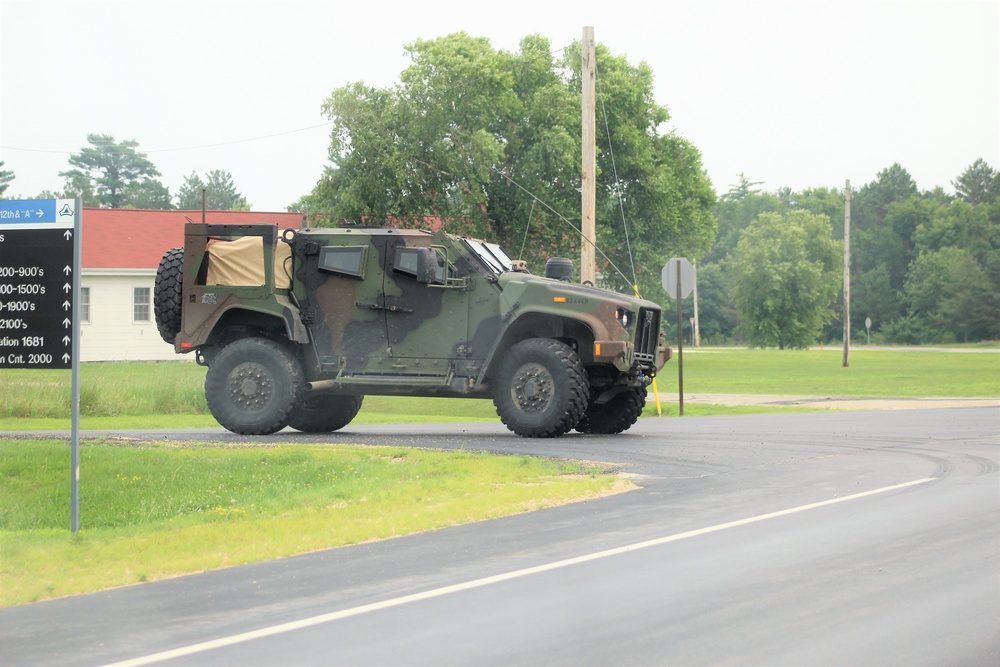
(80, 208, 303, 361)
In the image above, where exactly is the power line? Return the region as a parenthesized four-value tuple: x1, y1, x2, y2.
(0, 122, 335, 156)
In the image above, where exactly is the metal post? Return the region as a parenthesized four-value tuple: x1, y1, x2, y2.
(676, 261, 684, 416)
(70, 198, 82, 532)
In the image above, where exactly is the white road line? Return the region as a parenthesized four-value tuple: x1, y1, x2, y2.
(101, 477, 935, 667)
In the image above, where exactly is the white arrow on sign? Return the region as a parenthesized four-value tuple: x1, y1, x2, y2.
(63, 300, 71, 311)
(63, 318, 72, 328)
(64, 230, 73, 240)
(62, 353, 71, 363)
(63, 265, 72, 275)
(63, 336, 71, 345)
(63, 283, 72, 293)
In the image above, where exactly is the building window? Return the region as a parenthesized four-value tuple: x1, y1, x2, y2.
(80, 287, 90, 323)
(133, 287, 151, 323)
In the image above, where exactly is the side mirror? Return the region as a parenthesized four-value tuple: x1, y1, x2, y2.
(416, 247, 447, 285)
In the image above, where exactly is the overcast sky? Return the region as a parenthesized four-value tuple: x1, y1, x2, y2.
(1, 0, 997, 212)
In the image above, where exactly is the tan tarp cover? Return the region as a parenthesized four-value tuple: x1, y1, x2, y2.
(274, 239, 292, 290)
(206, 236, 265, 286)
(206, 235, 294, 288)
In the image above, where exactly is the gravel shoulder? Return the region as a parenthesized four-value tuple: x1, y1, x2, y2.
(669, 394, 999, 410)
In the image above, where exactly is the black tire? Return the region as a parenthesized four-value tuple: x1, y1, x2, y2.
(576, 386, 647, 435)
(288, 392, 364, 433)
(493, 338, 589, 438)
(154, 247, 184, 344)
(205, 338, 304, 435)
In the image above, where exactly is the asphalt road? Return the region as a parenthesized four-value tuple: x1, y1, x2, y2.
(2, 407, 998, 666)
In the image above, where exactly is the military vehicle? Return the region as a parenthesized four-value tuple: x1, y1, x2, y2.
(154, 222, 670, 437)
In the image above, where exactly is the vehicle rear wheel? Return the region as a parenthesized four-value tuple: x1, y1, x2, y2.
(153, 247, 184, 344)
(205, 338, 304, 435)
(493, 338, 589, 438)
(576, 386, 647, 435)
(288, 392, 364, 433)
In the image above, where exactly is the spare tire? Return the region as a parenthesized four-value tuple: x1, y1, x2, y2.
(154, 247, 184, 344)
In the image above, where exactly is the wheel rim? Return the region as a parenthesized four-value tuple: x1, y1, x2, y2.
(229, 362, 273, 413)
(510, 362, 554, 414)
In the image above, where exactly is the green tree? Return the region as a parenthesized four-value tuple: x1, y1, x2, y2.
(913, 199, 993, 257)
(176, 170, 250, 210)
(59, 134, 160, 208)
(855, 163, 919, 225)
(688, 262, 739, 344)
(728, 210, 842, 349)
(852, 264, 901, 334)
(55, 171, 99, 207)
(0, 161, 13, 197)
(301, 32, 715, 298)
(121, 179, 173, 209)
(902, 247, 998, 342)
(952, 158, 1000, 205)
(705, 174, 784, 264)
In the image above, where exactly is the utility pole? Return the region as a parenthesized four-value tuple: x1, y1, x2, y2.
(581, 26, 596, 285)
(843, 179, 851, 367)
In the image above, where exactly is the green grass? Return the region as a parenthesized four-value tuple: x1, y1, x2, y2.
(0, 439, 624, 607)
(0, 363, 207, 419)
(655, 348, 999, 398)
(0, 395, 501, 431)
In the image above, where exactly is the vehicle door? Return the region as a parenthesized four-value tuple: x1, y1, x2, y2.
(301, 235, 390, 372)
(382, 237, 471, 365)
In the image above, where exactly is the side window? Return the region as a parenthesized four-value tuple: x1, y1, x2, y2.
(393, 247, 448, 285)
(318, 246, 367, 279)
(392, 248, 421, 277)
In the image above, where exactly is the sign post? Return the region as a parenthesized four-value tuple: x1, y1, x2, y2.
(0, 198, 82, 531)
(662, 257, 695, 416)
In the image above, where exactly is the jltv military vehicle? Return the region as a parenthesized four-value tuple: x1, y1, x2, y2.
(154, 222, 670, 437)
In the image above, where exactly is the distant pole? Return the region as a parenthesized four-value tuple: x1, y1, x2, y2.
(843, 179, 851, 367)
(692, 259, 701, 347)
(581, 26, 596, 285)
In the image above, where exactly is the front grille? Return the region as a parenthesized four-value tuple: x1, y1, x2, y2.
(634, 307, 660, 367)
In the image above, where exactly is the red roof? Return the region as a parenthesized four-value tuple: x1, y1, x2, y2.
(82, 209, 304, 270)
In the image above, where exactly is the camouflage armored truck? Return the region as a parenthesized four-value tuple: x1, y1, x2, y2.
(154, 222, 670, 438)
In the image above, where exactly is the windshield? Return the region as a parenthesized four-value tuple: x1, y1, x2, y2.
(464, 239, 514, 274)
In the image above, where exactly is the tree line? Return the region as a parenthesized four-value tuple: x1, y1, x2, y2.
(0, 135, 250, 211)
(694, 160, 999, 346)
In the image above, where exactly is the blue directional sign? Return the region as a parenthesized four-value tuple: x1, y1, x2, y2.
(0, 199, 79, 368)
(0, 199, 75, 228)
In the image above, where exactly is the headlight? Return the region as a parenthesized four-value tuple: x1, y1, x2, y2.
(616, 307, 631, 329)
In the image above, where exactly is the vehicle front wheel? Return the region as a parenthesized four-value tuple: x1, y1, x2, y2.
(288, 392, 364, 433)
(205, 338, 304, 435)
(576, 386, 647, 435)
(493, 338, 589, 438)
